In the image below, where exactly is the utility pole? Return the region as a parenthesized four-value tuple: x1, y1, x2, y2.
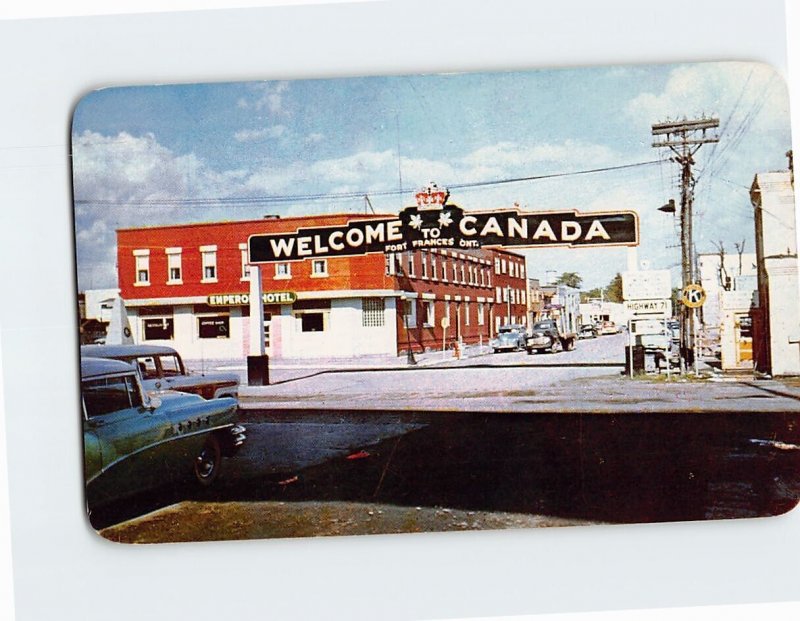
(652, 117, 719, 372)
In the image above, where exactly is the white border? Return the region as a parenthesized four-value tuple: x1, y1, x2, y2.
(1, 2, 799, 621)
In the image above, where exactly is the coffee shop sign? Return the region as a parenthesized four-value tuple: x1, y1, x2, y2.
(248, 183, 640, 263)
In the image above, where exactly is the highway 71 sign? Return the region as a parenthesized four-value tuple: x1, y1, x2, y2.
(624, 299, 672, 318)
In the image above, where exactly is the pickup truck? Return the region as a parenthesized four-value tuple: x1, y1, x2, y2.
(525, 319, 577, 354)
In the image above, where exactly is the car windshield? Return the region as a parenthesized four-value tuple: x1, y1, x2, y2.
(135, 356, 159, 379)
(533, 322, 552, 330)
(83, 374, 143, 417)
(159, 354, 183, 376)
(498, 327, 514, 333)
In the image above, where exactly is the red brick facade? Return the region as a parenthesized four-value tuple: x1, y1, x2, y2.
(118, 214, 527, 356)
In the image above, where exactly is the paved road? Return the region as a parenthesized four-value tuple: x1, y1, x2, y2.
(459, 331, 626, 366)
(90, 406, 800, 529)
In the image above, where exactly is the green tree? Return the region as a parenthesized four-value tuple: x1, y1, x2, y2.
(555, 271, 583, 289)
(580, 287, 603, 303)
(604, 273, 624, 303)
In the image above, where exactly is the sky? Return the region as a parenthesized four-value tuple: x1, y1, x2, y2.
(71, 61, 793, 292)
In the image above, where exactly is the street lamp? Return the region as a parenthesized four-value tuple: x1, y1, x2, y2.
(658, 199, 676, 213)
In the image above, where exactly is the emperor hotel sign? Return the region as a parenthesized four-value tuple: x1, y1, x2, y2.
(248, 184, 639, 263)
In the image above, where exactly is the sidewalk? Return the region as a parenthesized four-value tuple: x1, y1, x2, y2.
(235, 366, 800, 414)
(185, 342, 492, 376)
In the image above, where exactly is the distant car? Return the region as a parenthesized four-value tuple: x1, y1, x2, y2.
(81, 344, 239, 400)
(579, 324, 598, 339)
(491, 324, 527, 353)
(599, 321, 619, 335)
(81, 357, 245, 509)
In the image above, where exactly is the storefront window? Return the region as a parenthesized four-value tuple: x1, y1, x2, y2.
(142, 317, 173, 340)
(301, 312, 324, 332)
(198, 315, 230, 339)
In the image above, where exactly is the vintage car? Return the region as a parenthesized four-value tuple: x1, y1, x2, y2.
(491, 324, 527, 353)
(525, 319, 576, 353)
(81, 357, 245, 509)
(599, 321, 620, 335)
(81, 343, 239, 400)
(579, 324, 598, 339)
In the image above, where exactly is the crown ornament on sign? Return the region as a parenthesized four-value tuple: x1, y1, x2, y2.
(415, 182, 450, 210)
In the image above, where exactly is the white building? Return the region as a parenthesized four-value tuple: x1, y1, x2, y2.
(751, 171, 800, 376)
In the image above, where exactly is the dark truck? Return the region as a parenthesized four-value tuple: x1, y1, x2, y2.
(525, 319, 577, 354)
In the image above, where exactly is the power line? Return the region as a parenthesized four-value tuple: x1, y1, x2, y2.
(74, 159, 661, 207)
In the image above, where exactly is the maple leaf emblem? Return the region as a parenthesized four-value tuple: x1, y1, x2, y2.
(438, 211, 453, 227)
(410, 214, 423, 229)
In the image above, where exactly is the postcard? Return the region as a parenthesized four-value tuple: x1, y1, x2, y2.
(71, 61, 800, 543)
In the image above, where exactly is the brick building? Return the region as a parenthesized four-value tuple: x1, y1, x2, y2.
(117, 214, 527, 360)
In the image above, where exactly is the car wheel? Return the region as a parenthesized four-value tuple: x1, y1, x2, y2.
(194, 434, 222, 486)
(566, 339, 576, 351)
(550, 339, 563, 353)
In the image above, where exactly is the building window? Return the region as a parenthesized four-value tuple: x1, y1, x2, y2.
(362, 297, 385, 327)
(198, 315, 230, 339)
(133, 249, 150, 286)
(501, 259, 507, 274)
(200, 245, 217, 283)
(424, 300, 435, 327)
(421, 253, 428, 278)
(142, 316, 173, 340)
(478, 302, 485, 326)
(442, 260, 448, 281)
(166, 247, 182, 284)
(464, 301, 471, 326)
(452, 262, 458, 282)
(403, 299, 417, 328)
(407, 253, 415, 277)
(494, 258, 500, 274)
(385, 253, 395, 276)
(293, 299, 330, 332)
(275, 262, 292, 279)
(481, 268, 486, 287)
(311, 259, 328, 277)
(496, 286, 502, 302)
(520, 264, 526, 278)
(239, 243, 250, 280)
(301, 313, 325, 332)
(431, 254, 437, 280)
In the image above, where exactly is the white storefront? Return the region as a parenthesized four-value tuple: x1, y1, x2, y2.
(125, 291, 400, 361)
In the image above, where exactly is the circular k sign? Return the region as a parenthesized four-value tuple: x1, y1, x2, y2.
(682, 284, 706, 308)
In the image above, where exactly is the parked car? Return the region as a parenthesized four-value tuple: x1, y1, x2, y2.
(81, 357, 246, 509)
(81, 344, 239, 400)
(491, 324, 527, 353)
(579, 324, 598, 339)
(525, 319, 576, 354)
(599, 321, 620, 335)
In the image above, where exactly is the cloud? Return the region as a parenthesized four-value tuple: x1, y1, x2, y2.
(626, 62, 789, 133)
(237, 81, 290, 115)
(233, 125, 286, 142)
(305, 132, 324, 144)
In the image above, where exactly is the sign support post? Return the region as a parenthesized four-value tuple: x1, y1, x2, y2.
(247, 265, 269, 386)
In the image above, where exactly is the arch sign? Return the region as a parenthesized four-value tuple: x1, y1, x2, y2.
(248, 184, 639, 263)
(682, 284, 706, 308)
